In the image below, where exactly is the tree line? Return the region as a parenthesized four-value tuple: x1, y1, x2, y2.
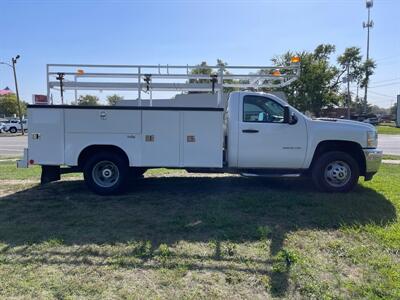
(0, 94, 27, 118)
(189, 44, 379, 117)
(71, 94, 123, 106)
(273, 44, 377, 117)
(0, 94, 123, 117)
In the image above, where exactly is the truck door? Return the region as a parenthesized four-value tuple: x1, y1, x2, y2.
(238, 94, 307, 169)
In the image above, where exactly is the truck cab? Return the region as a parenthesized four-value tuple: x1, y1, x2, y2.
(227, 91, 308, 169)
(226, 91, 382, 191)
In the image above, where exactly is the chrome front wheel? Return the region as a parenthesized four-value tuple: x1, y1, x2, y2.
(324, 160, 351, 188)
(312, 151, 360, 193)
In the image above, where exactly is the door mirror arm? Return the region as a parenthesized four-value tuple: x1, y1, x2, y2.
(290, 112, 298, 125)
(283, 106, 297, 125)
(283, 106, 291, 124)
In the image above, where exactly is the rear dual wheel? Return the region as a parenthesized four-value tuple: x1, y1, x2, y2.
(83, 152, 129, 195)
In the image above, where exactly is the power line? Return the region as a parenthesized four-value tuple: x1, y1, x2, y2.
(371, 76, 400, 84)
(375, 55, 400, 62)
(369, 81, 400, 88)
(369, 90, 395, 99)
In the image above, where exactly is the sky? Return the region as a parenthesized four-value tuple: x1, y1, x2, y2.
(0, 0, 399, 108)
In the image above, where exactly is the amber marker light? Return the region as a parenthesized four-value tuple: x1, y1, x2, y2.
(291, 56, 301, 63)
(272, 69, 281, 76)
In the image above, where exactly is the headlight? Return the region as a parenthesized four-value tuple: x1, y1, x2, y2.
(367, 131, 378, 148)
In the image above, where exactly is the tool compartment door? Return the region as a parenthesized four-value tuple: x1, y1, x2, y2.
(28, 108, 65, 165)
(141, 110, 180, 167)
(183, 111, 223, 167)
(64, 108, 141, 166)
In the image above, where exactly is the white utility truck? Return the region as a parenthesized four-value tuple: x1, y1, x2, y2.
(2, 119, 28, 133)
(17, 60, 382, 194)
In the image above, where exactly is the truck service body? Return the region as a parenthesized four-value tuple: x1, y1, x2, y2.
(17, 62, 382, 194)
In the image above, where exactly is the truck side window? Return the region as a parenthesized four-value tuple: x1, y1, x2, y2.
(243, 95, 285, 123)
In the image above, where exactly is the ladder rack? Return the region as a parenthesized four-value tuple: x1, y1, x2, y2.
(47, 61, 301, 107)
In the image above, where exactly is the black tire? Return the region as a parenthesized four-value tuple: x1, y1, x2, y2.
(312, 151, 359, 193)
(83, 151, 129, 195)
(9, 127, 17, 134)
(129, 167, 147, 180)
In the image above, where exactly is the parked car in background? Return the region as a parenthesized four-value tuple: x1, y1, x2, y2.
(362, 115, 380, 126)
(381, 115, 394, 122)
(348, 114, 380, 126)
(2, 119, 28, 133)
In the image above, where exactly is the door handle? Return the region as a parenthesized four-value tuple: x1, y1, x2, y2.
(242, 129, 259, 133)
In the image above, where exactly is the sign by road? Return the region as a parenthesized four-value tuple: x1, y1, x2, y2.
(32, 94, 48, 105)
(397, 95, 400, 128)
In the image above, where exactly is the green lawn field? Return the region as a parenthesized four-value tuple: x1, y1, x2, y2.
(0, 160, 399, 299)
(377, 123, 400, 135)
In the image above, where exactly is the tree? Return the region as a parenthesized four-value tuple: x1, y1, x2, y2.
(271, 45, 377, 117)
(189, 61, 213, 94)
(0, 94, 27, 117)
(76, 95, 99, 106)
(369, 105, 390, 116)
(271, 44, 341, 117)
(337, 47, 363, 85)
(107, 94, 124, 106)
(336, 47, 363, 115)
(336, 47, 376, 114)
(189, 60, 236, 94)
(359, 59, 377, 89)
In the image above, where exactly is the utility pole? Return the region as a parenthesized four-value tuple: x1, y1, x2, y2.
(346, 63, 351, 119)
(12, 56, 24, 135)
(0, 55, 24, 135)
(396, 95, 400, 128)
(363, 0, 373, 113)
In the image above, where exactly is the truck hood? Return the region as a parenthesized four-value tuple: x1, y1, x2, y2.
(313, 118, 376, 131)
(304, 117, 377, 149)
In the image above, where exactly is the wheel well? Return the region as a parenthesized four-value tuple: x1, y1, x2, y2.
(78, 145, 129, 168)
(310, 140, 366, 175)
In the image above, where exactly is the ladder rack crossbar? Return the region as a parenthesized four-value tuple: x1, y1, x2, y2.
(49, 81, 293, 91)
(48, 72, 295, 80)
(47, 63, 299, 70)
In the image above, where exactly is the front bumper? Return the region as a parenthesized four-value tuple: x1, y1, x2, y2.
(363, 148, 383, 180)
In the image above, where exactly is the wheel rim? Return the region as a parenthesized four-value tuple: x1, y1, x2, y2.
(92, 160, 120, 188)
(324, 160, 351, 188)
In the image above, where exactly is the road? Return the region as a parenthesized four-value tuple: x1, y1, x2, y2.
(0, 135, 27, 157)
(0, 133, 399, 157)
(379, 134, 400, 156)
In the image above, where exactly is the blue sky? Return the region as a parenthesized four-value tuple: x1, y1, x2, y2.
(0, 0, 399, 108)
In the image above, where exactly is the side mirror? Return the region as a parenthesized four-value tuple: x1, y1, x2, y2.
(283, 106, 290, 123)
(283, 106, 297, 125)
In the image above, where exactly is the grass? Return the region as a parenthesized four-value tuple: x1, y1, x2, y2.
(383, 154, 400, 161)
(377, 123, 400, 135)
(0, 160, 399, 298)
(0, 160, 181, 181)
(0, 160, 43, 180)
